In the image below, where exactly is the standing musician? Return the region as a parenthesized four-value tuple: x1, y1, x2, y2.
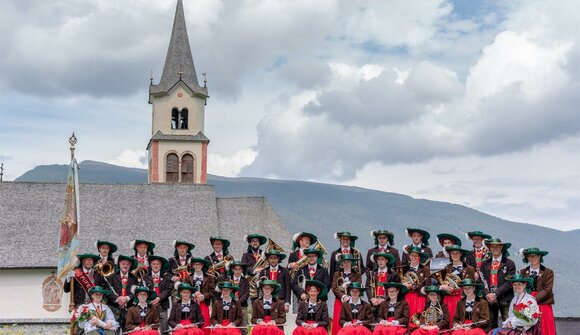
(287, 232, 318, 271)
(329, 231, 364, 279)
(205, 236, 232, 284)
(181, 257, 215, 334)
(74, 286, 119, 335)
(124, 286, 160, 335)
(241, 234, 268, 269)
(229, 261, 251, 331)
(464, 232, 491, 272)
(439, 245, 475, 323)
(251, 280, 287, 335)
(293, 280, 329, 335)
(478, 238, 515, 330)
(168, 283, 205, 335)
(170, 240, 195, 273)
(143, 255, 172, 333)
(291, 248, 331, 302)
(402, 228, 433, 266)
(210, 281, 243, 335)
(409, 286, 449, 335)
(399, 246, 429, 320)
(64, 253, 103, 308)
(258, 250, 292, 311)
(519, 247, 555, 335)
(331, 254, 362, 335)
(366, 230, 400, 272)
(338, 282, 372, 335)
(449, 279, 488, 335)
(374, 282, 409, 335)
(108, 255, 139, 330)
(95, 240, 117, 264)
(366, 252, 399, 321)
(131, 239, 156, 271)
(434, 234, 462, 258)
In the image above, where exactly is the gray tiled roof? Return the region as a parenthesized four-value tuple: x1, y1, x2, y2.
(0, 182, 292, 269)
(149, 0, 208, 97)
(146, 131, 210, 150)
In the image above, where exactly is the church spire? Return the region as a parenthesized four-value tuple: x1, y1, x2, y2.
(150, 0, 208, 97)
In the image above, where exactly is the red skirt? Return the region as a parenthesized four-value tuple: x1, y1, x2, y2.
(293, 324, 328, 335)
(443, 294, 462, 323)
(332, 299, 343, 335)
(531, 291, 555, 335)
(337, 325, 372, 335)
(252, 325, 285, 335)
(405, 292, 426, 318)
(129, 330, 160, 335)
(200, 301, 211, 335)
(410, 329, 439, 335)
(211, 327, 242, 335)
(372, 325, 406, 335)
(174, 320, 206, 335)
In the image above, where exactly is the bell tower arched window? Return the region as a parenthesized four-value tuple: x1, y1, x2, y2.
(181, 154, 194, 183)
(166, 153, 179, 183)
(170, 108, 189, 129)
(171, 108, 179, 129)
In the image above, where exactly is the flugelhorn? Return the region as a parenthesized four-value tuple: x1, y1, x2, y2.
(208, 255, 234, 278)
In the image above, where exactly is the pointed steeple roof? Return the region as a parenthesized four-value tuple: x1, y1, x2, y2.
(150, 0, 208, 97)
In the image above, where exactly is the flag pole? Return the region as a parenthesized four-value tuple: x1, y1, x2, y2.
(68, 133, 77, 335)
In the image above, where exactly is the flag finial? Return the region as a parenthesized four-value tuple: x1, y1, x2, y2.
(69, 132, 77, 160)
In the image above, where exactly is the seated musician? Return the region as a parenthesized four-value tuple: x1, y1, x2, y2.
(210, 281, 243, 335)
(229, 262, 250, 330)
(74, 286, 119, 335)
(180, 257, 215, 332)
(125, 286, 160, 335)
(374, 283, 409, 335)
(168, 284, 205, 335)
(332, 254, 362, 335)
(291, 247, 331, 302)
(251, 280, 286, 335)
(449, 279, 488, 335)
(410, 286, 449, 335)
(338, 282, 372, 335)
(293, 280, 329, 335)
(440, 245, 475, 323)
(258, 250, 291, 310)
(366, 252, 399, 317)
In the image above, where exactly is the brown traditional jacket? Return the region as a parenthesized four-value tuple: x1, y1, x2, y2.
(251, 297, 286, 325)
(211, 299, 243, 326)
(184, 272, 215, 304)
(329, 247, 365, 279)
(366, 246, 401, 271)
(400, 264, 430, 293)
(296, 301, 329, 327)
(331, 271, 362, 299)
(168, 299, 204, 328)
(377, 300, 410, 325)
(442, 262, 476, 282)
(520, 265, 555, 305)
(339, 300, 372, 327)
(452, 297, 489, 329)
(125, 304, 160, 331)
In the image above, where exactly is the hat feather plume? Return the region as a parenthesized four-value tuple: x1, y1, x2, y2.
(334, 232, 339, 240)
(172, 240, 177, 249)
(130, 240, 136, 250)
(293, 232, 301, 242)
(518, 248, 526, 257)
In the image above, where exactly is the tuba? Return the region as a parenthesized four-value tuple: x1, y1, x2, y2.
(208, 255, 234, 278)
(94, 261, 115, 277)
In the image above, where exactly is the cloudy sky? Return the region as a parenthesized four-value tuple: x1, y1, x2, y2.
(1, 0, 578, 231)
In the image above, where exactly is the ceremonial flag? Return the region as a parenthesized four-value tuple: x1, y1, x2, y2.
(56, 134, 81, 281)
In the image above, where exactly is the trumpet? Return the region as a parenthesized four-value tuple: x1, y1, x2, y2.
(208, 255, 234, 278)
(369, 271, 376, 298)
(94, 261, 115, 277)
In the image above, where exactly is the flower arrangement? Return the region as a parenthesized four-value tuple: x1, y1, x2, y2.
(513, 300, 541, 323)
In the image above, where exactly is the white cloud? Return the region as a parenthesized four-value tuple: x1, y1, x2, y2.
(208, 148, 258, 177)
(107, 149, 147, 169)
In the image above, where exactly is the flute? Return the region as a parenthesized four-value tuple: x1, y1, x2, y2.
(438, 320, 487, 334)
(124, 324, 159, 334)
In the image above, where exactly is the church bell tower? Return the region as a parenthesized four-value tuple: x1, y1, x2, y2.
(147, 0, 209, 184)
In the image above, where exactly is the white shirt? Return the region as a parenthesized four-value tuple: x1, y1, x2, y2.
(77, 303, 119, 332)
(503, 292, 539, 330)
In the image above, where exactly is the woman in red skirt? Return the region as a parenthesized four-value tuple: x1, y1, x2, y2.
(168, 284, 205, 335)
(410, 286, 449, 335)
(402, 246, 429, 318)
(519, 247, 555, 335)
(210, 282, 243, 335)
(439, 245, 475, 323)
(125, 286, 160, 335)
(332, 254, 362, 335)
(450, 279, 488, 335)
(294, 280, 329, 335)
(338, 282, 372, 335)
(251, 280, 286, 335)
(373, 283, 409, 335)
(181, 257, 215, 335)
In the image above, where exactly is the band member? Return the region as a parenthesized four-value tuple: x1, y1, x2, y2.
(366, 230, 400, 271)
(464, 232, 491, 271)
(131, 239, 156, 270)
(402, 228, 433, 265)
(338, 282, 372, 335)
(439, 245, 475, 322)
(366, 252, 399, 316)
(205, 236, 232, 282)
(288, 232, 318, 271)
(144, 255, 172, 333)
(241, 234, 268, 269)
(229, 262, 251, 330)
(125, 286, 160, 335)
(434, 234, 462, 258)
(251, 280, 286, 335)
(211, 282, 243, 335)
(292, 248, 331, 302)
(400, 246, 429, 319)
(74, 286, 119, 335)
(519, 247, 555, 335)
(374, 282, 409, 335)
(95, 240, 117, 264)
(64, 253, 103, 308)
(258, 250, 292, 311)
(410, 286, 449, 335)
(488, 274, 540, 335)
(329, 231, 364, 279)
(109, 255, 139, 329)
(450, 279, 488, 335)
(479, 238, 515, 330)
(182, 257, 215, 334)
(168, 283, 205, 335)
(170, 240, 195, 272)
(293, 280, 329, 335)
(332, 254, 362, 335)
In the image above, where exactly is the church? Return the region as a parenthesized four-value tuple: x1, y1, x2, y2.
(0, 0, 292, 333)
